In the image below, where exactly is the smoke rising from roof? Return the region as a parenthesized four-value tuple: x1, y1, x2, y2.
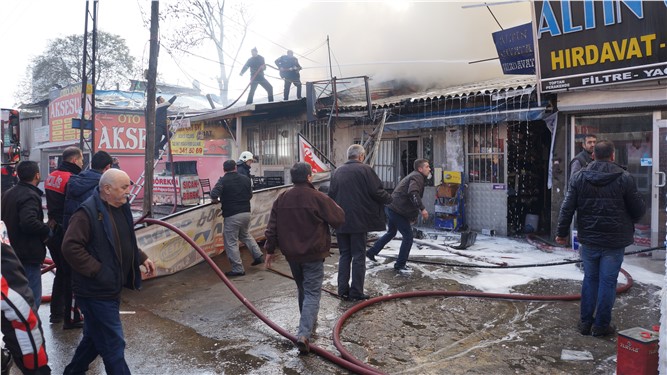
(283, 1, 532, 90)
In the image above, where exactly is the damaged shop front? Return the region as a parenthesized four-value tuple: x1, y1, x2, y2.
(333, 77, 553, 237)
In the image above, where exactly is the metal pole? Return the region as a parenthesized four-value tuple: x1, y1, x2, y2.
(90, 0, 98, 154)
(78, 0, 90, 152)
(326, 35, 333, 80)
(143, 1, 159, 216)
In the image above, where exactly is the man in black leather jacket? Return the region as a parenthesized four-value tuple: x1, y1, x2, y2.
(556, 140, 646, 338)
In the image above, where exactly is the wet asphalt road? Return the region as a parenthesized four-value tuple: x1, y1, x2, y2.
(19, 239, 664, 375)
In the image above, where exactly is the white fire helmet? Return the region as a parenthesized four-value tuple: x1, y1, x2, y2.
(239, 151, 254, 162)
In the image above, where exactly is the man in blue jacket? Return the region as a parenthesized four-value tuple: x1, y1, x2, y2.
(556, 140, 646, 338)
(62, 169, 155, 374)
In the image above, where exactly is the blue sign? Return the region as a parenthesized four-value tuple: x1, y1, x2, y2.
(492, 23, 535, 75)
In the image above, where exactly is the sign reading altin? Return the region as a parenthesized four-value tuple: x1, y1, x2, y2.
(533, 1, 667, 93)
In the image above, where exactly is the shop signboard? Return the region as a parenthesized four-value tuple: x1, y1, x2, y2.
(492, 22, 535, 75)
(153, 175, 201, 206)
(48, 84, 92, 142)
(533, 1, 667, 93)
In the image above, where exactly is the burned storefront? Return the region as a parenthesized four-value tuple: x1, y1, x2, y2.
(331, 77, 554, 237)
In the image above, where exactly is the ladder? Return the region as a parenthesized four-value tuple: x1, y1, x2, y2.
(362, 110, 388, 168)
(128, 112, 185, 205)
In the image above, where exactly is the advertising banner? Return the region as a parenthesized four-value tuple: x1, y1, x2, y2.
(95, 113, 231, 156)
(153, 175, 201, 206)
(48, 84, 92, 142)
(135, 185, 291, 279)
(533, 1, 667, 92)
(492, 22, 536, 75)
(96, 112, 146, 154)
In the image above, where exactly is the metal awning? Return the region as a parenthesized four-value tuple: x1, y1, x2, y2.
(557, 83, 667, 112)
(35, 140, 80, 150)
(385, 107, 547, 131)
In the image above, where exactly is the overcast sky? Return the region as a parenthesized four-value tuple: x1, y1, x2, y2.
(0, 0, 532, 108)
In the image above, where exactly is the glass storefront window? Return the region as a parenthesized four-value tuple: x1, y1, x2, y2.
(573, 112, 653, 246)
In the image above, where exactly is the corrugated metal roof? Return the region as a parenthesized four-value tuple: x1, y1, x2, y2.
(338, 76, 538, 111)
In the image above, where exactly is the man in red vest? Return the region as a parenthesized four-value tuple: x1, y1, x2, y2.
(45, 146, 84, 329)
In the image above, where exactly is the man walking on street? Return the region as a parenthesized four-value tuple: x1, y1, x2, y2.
(1, 161, 51, 309)
(328, 144, 391, 300)
(58, 151, 114, 330)
(556, 140, 645, 337)
(264, 162, 345, 354)
(62, 169, 156, 374)
(240, 47, 274, 105)
(366, 159, 430, 272)
(45, 146, 83, 327)
(275, 49, 302, 100)
(210, 160, 265, 277)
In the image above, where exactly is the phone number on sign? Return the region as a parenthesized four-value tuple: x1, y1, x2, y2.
(172, 147, 204, 154)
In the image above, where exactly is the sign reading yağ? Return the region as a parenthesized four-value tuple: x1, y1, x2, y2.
(533, 1, 667, 93)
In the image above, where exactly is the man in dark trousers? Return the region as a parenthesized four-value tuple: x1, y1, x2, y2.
(556, 140, 646, 337)
(1, 243, 51, 375)
(57, 151, 114, 330)
(44, 146, 83, 327)
(275, 49, 302, 100)
(569, 133, 596, 177)
(240, 47, 273, 105)
(155, 95, 177, 159)
(1, 161, 50, 309)
(210, 160, 265, 277)
(62, 169, 155, 374)
(328, 144, 391, 301)
(264, 162, 345, 354)
(366, 159, 430, 272)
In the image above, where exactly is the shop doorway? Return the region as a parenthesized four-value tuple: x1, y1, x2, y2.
(654, 114, 666, 250)
(506, 121, 551, 236)
(399, 138, 418, 179)
(572, 112, 654, 248)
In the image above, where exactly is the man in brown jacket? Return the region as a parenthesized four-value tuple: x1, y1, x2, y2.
(264, 162, 345, 354)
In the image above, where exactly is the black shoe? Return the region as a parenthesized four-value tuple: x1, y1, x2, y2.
(366, 253, 377, 262)
(348, 294, 371, 301)
(338, 293, 350, 301)
(63, 321, 84, 330)
(251, 255, 264, 266)
(225, 271, 245, 277)
(394, 264, 412, 273)
(577, 321, 592, 335)
(592, 324, 616, 337)
(295, 336, 309, 354)
(50, 315, 63, 324)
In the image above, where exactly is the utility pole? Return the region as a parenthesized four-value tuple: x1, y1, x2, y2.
(78, 0, 98, 156)
(143, 1, 159, 216)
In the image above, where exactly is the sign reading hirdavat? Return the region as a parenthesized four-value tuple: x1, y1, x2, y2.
(533, 1, 667, 93)
(492, 23, 535, 75)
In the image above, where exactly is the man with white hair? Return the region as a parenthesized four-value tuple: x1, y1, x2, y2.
(62, 169, 155, 374)
(328, 144, 392, 300)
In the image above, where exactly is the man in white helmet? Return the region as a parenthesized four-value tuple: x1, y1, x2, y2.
(237, 151, 254, 178)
